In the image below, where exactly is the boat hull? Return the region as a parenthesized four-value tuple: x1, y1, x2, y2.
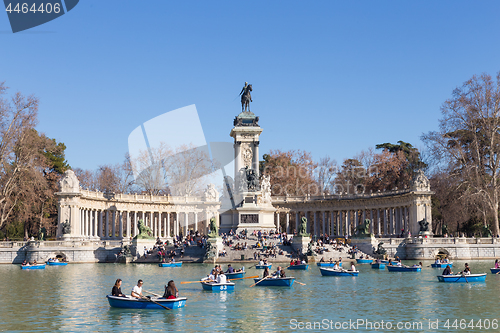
(253, 277, 294, 287)
(21, 264, 45, 270)
(47, 262, 67, 266)
(158, 262, 182, 267)
(490, 268, 500, 274)
(356, 259, 372, 264)
(387, 265, 421, 272)
(200, 282, 235, 291)
(287, 264, 308, 270)
(319, 268, 359, 276)
(226, 271, 245, 279)
(371, 263, 386, 269)
(437, 274, 486, 283)
(255, 264, 272, 269)
(431, 263, 453, 268)
(317, 262, 342, 267)
(106, 295, 187, 309)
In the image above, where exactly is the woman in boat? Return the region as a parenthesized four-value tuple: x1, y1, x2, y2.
(495, 259, 500, 269)
(112, 279, 126, 297)
(320, 257, 325, 263)
(388, 259, 393, 266)
(350, 262, 357, 272)
(290, 259, 294, 266)
(333, 261, 340, 270)
(22, 260, 27, 266)
(442, 265, 453, 275)
(263, 266, 270, 278)
(163, 280, 178, 299)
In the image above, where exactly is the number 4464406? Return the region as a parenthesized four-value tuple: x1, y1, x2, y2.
(444, 319, 498, 330)
(5, 2, 61, 14)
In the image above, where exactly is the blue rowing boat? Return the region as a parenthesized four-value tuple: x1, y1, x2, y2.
(47, 261, 68, 266)
(158, 262, 182, 267)
(287, 264, 308, 270)
(106, 295, 187, 309)
(20, 264, 46, 270)
(200, 281, 235, 291)
(437, 273, 486, 283)
(226, 271, 246, 279)
(431, 263, 453, 268)
(371, 263, 386, 269)
(253, 277, 295, 287)
(387, 265, 421, 272)
(490, 268, 500, 274)
(356, 259, 372, 264)
(319, 267, 359, 276)
(380, 260, 390, 264)
(316, 262, 342, 267)
(255, 264, 272, 269)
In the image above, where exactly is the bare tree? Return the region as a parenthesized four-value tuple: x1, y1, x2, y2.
(422, 72, 500, 236)
(0, 82, 39, 230)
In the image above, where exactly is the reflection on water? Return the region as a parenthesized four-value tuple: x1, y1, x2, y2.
(0, 261, 499, 332)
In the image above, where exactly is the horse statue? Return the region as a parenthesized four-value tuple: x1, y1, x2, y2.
(240, 83, 253, 112)
(134, 219, 153, 239)
(355, 219, 371, 237)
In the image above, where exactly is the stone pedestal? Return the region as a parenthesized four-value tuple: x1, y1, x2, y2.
(203, 237, 224, 263)
(350, 235, 378, 256)
(291, 235, 311, 253)
(131, 238, 156, 258)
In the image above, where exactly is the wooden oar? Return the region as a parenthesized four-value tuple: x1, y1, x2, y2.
(143, 289, 162, 297)
(462, 273, 468, 283)
(250, 276, 268, 287)
(180, 275, 258, 284)
(294, 281, 306, 285)
(140, 296, 170, 310)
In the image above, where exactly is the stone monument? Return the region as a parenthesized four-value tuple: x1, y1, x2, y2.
(131, 219, 156, 258)
(204, 217, 223, 263)
(219, 83, 276, 233)
(291, 217, 312, 254)
(56, 170, 87, 240)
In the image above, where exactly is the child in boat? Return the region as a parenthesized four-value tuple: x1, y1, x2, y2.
(461, 263, 471, 275)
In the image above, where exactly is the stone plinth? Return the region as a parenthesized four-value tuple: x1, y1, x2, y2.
(204, 237, 224, 263)
(291, 235, 311, 253)
(131, 238, 156, 258)
(350, 235, 378, 256)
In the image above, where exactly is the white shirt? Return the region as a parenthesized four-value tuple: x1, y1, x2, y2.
(351, 265, 356, 271)
(259, 260, 264, 265)
(132, 285, 142, 297)
(333, 264, 339, 270)
(217, 274, 227, 283)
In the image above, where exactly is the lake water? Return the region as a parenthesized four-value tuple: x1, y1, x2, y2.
(1, 260, 499, 332)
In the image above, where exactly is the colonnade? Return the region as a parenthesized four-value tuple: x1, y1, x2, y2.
(77, 208, 217, 240)
(274, 206, 415, 237)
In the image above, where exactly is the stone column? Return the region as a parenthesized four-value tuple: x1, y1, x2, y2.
(295, 212, 299, 233)
(389, 208, 394, 236)
(347, 210, 352, 236)
(276, 212, 280, 232)
(338, 211, 343, 236)
(305, 211, 310, 233)
(184, 212, 188, 236)
(322, 211, 326, 236)
(112, 211, 116, 239)
(80, 209, 83, 236)
(253, 141, 260, 176)
(194, 212, 198, 232)
(86, 210, 90, 237)
(234, 141, 241, 175)
(354, 210, 358, 232)
(104, 209, 109, 239)
(286, 212, 290, 234)
(118, 211, 123, 239)
(98, 210, 103, 238)
(377, 209, 381, 236)
(133, 212, 138, 237)
(167, 212, 171, 238)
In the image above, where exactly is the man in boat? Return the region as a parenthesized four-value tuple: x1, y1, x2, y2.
(320, 257, 325, 263)
(442, 265, 453, 275)
(225, 264, 235, 274)
(273, 266, 283, 279)
(435, 258, 440, 265)
(350, 262, 357, 272)
(461, 263, 471, 275)
(131, 280, 144, 299)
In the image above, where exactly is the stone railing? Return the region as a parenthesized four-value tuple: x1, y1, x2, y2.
(0, 241, 28, 248)
(79, 189, 208, 204)
(271, 189, 416, 203)
(0, 240, 127, 248)
(405, 237, 499, 245)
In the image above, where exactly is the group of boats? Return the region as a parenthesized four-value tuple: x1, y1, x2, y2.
(20, 259, 68, 269)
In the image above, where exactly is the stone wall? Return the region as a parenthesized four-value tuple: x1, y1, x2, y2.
(0, 241, 122, 264)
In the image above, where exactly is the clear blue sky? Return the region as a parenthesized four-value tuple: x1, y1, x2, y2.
(1, 1, 500, 171)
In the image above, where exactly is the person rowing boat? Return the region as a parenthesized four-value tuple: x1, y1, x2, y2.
(131, 280, 144, 299)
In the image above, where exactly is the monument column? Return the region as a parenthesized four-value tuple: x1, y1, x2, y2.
(286, 212, 290, 234)
(276, 212, 280, 232)
(105, 210, 110, 239)
(112, 210, 116, 239)
(118, 211, 123, 239)
(253, 141, 260, 176)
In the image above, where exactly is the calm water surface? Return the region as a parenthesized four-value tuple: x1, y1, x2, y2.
(1, 260, 499, 332)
